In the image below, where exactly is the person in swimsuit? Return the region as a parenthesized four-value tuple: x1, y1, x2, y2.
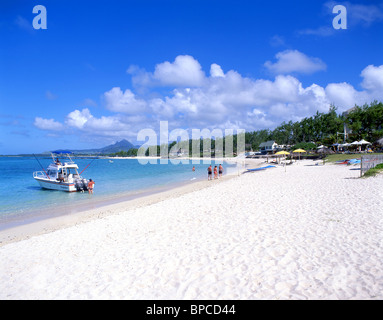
(207, 165, 212, 180)
(219, 164, 223, 177)
(214, 166, 218, 179)
(87, 179, 95, 194)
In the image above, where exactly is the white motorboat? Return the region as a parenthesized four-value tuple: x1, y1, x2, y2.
(33, 151, 90, 192)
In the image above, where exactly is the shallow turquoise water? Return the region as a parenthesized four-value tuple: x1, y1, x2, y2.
(0, 156, 235, 228)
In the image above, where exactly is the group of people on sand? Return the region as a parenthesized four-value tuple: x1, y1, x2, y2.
(207, 164, 223, 180)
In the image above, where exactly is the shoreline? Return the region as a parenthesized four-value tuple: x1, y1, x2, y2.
(0, 170, 238, 246)
(0, 157, 265, 244)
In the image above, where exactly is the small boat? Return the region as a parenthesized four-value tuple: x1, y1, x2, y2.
(33, 151, 90, 192)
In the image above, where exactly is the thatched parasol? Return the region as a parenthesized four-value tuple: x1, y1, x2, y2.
(316, 147, 335, 154)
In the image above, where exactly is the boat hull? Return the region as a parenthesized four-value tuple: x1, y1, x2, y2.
(34, 177, 77, 192)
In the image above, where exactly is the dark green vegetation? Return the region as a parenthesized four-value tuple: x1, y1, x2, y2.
(363, 163, 383, 178)
(245, 101, 383, 151)
(325, 153, 383, 162)
(111, 148, 138, 157)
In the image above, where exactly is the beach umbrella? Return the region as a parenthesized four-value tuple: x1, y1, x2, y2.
(292, 148, 306, 161)
(275, 151, 290, 162)
(359, 139, 371, 152)
(275, 151, 290, 171)
(275, 151, 290, 155)
(378, 138, 383, 146)
(317, 147, 334, 154)
(352, 140, 368, 151)
(359, 139, 371, 145)
(350, 140, 361, 151)
(275, 151, 290, 160)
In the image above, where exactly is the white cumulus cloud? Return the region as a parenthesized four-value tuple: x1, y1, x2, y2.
(104, 87, 147, 114)
(66, 108, 93, 129)
(210, 63, 225, 78)
(264, 50, 327, 74)
(153, 55, 205, 86)
(361, 64, 383, 91)
(34, 117, 64, 131)
(128, 55, 206, 87)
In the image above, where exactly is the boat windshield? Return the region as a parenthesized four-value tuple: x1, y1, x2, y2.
(47, 168, 58, 177)
(51, 152, 75, 165)
(66, 168, 79, 175)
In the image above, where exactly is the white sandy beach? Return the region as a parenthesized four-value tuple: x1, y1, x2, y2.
(0, 160, 382, 300)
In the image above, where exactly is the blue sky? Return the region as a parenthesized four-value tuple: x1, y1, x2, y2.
(1, 0, 383, 154)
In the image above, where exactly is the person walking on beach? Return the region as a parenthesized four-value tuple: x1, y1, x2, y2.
(207, 165, 212, 180)
(219, 164, 223, 178)
(87, 179, 95, 194)
(214, 166, 218, 179)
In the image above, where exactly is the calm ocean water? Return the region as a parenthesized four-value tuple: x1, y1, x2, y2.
(0, 156, 236, 229)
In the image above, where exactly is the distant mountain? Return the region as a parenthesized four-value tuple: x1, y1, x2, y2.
(98, 139, 136, 154)
(58, 139, 137, 155)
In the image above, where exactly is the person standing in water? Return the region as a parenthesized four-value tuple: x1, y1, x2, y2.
(88, 179, 95, 194)
(207, 165, 212, 180)
(219, 164, 223, 178)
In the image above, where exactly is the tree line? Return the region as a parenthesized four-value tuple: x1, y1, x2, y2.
(246, 101, 383, 151)
(110, 137, 243, 157)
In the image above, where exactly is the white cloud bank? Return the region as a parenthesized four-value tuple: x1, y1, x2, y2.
(104, 87, 147, 114)
(34, 54, 383, 143)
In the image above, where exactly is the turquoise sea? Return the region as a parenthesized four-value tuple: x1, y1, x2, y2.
(0, 156, 236, 230)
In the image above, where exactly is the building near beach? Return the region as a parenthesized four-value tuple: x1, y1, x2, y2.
(259, 141, 279, 153)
